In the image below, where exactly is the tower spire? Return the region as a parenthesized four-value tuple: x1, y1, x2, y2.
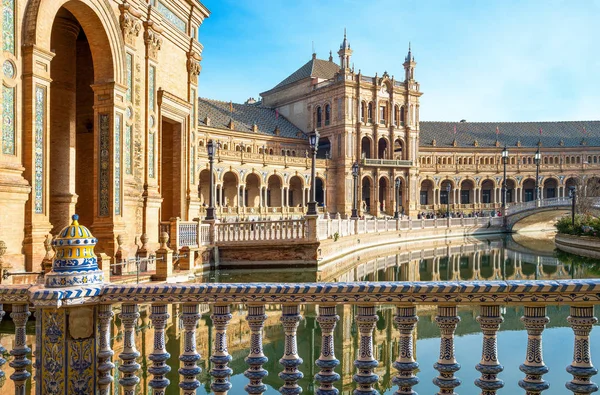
(338, 29, 353, 69)
(403, 42, 416, 81)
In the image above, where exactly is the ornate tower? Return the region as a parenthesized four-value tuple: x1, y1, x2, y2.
(338, 29, 353, 70)
(403, 43, 416, 81)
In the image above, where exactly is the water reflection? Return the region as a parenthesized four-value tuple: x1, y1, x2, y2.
(1, 234, 599, 395)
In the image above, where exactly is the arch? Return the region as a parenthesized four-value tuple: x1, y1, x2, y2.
(245, 173, 261, 208)
(420, 179, 435, 206)
(267, 174, 283, 207)
(361, 176, 372, 213)
(522, 177, 536, 202)
(24, 0, 125, 84)
(481, 179, 495, 204)
(460, 179, 475, 204)
(198, 169, 212, 206)
(393, 139, 404, 160)
(288, 175, 304, 207)
(222, 171, 239, 207)
(440, 179, 455, 205)
(505, 178, 517, 203)
(377, 137, 388, 159)
(361, 136, 372, 159)
(543, 177, 559, 199)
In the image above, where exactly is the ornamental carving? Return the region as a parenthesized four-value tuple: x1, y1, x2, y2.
(187, 43, 203, 84)
(143, 18, 163, 60)
(119, 1, 142, 47)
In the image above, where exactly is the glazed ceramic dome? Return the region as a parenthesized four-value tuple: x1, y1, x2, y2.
(45, 214, 104, 287)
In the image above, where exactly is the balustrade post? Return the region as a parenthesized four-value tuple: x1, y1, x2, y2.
(393, 306, 419, 395)
(148, 304, 171, 393)
(315, 305, 340, 395)
(179, 304, 202, 394)
(245, 304, 269, 394)
(97, 304, 115, 395)
(279, 304, 304, 395)
(119, 304, 141, 395)
(10, 304, 31, 395)
(566, 305, 598, 395)
(519, 306, 550, 395)
(475, 305, 504, 395)
(433, 305, 461, 395)
(211, 304, 233, 394)
(353, 305, 379, 395)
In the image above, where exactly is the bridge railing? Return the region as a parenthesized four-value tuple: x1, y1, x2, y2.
(0, 279, 598, 394)
(506, 197, 572, 216)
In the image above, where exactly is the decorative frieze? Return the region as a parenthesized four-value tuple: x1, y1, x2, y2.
(118, 1, 142, 47)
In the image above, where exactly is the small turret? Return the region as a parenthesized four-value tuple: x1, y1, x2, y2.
(337, 28, 353, 70)
(403, 42, 417, 82)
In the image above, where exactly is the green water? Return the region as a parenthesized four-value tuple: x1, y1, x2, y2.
(2, 233, 600, 394)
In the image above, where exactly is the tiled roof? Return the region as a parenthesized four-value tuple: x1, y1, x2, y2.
(197, 98, 306, 140)
(273, 57, 340, 89)
(419, 121, 600, 148)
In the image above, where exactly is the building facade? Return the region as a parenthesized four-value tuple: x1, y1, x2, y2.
(1, 1, 599, 273)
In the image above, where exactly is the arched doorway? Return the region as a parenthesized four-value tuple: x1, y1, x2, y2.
(317, 137, 331, 159)
(565, 177, 578, 197)
(362, 177, 371, 213)
(378, 138, 388, 159)
(440, 180, 454, 206)
(460, 179, 475, 205)
(316, 177, 325, 207)
(420, 179, 434, 207)
(198, 169, 211, 206)
(505, 179, 516, 203)
(481, 179, 495, 204)
(393, 139, 403, 160)
(543, 178, 558, 199)
(522, 178, 536, 202)
(246, 173, 261, 208)
(289, 176, 304, 207)
(361, 137, 372, 159)
(378, 177, 388, 213)
(221, 172, 238, 208)
(267, 175, 282, 207)
(49, 9, 98, 232)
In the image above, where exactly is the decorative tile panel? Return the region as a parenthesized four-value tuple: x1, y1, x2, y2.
(148, 65, 156, 113)
(125, 125, 132, 175)
(114, 114, 122, 216)
(2, 85, 15, 155)
(156, 1, 186, 32)
(125, 53, 133, 103)
(3, 60, 14, 78)
(99, 114, 110, 217)
(2, 0, 15, 54)
(34, 86, 46, 213)
(149, 131, 155, 178)
(41, 309, 65, 394)
(67, 337, 95, 394)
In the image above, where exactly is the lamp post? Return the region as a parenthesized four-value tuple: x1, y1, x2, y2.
(446, 184, 451, 218)
(307, 129, 320, 216)
(502, 146, 508, 210)
(394, 178, 401, 219)
(206, 140, 216, 220)
(351, 162, 359, 219)
(534, 147, 541, 201)
(570, 185, 576, 226)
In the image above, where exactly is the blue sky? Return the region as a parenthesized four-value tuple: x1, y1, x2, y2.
(198, 0, 600, 122)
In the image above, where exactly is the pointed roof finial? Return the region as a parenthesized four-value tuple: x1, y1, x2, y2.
(405, 42, 414, 62)
(340, 28, 349, 50)
(329, 50, 333, 62)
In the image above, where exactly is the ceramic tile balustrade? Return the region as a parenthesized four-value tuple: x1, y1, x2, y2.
(0, 280, 599, 394)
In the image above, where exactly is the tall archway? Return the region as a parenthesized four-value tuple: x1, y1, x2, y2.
(460, 179, 475, 205)
(361, 137, 372, 159)
(393, 139, 403, 160)
(222, 172, 238, 208)
(316, 177, 325, 208)
(543, 178, 558, 199)
(379, 177, 389, 213)
(378, 138, 387, 159)
(246, 173, 261, 208)
(506, 179, 516, 203)
(362, 177, 372, 213)
(522, 178, 536, 202)
(481, 179, 495, 204)
(289, 176, 304, 207)
(317, 137, 331, 159)
(420, 179, 434, 206)
(198, 169, 211, 206)
(267, 175, 282, 207)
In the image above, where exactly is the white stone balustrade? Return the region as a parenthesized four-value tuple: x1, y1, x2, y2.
(0, 280, 599, 394)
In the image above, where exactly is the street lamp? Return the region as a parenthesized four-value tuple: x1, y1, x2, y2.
(534, 147, 541, 201)
(570, 185, 576, 226)
(307, 129, 320, 216)
(502, 146, 509, 210)
(446, 184, 451, 217)
(351, 162, 359, 219)
(394, 178, 401, 219)
(206, 140, 216, 220)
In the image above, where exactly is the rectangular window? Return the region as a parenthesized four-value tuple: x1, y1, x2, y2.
(461, 190, 470, 204)
(420, 191, 428, 205)
(2, 85, 15, 155)
(380, 106, 386, 124)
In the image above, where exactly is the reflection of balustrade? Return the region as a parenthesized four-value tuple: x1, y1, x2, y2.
(1, 280, 599, 394)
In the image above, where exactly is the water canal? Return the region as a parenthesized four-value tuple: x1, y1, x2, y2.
(1, 232, 599, 394)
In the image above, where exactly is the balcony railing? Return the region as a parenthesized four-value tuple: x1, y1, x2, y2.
(0, 279, 599, 394)
(361, 158, 413, 167)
